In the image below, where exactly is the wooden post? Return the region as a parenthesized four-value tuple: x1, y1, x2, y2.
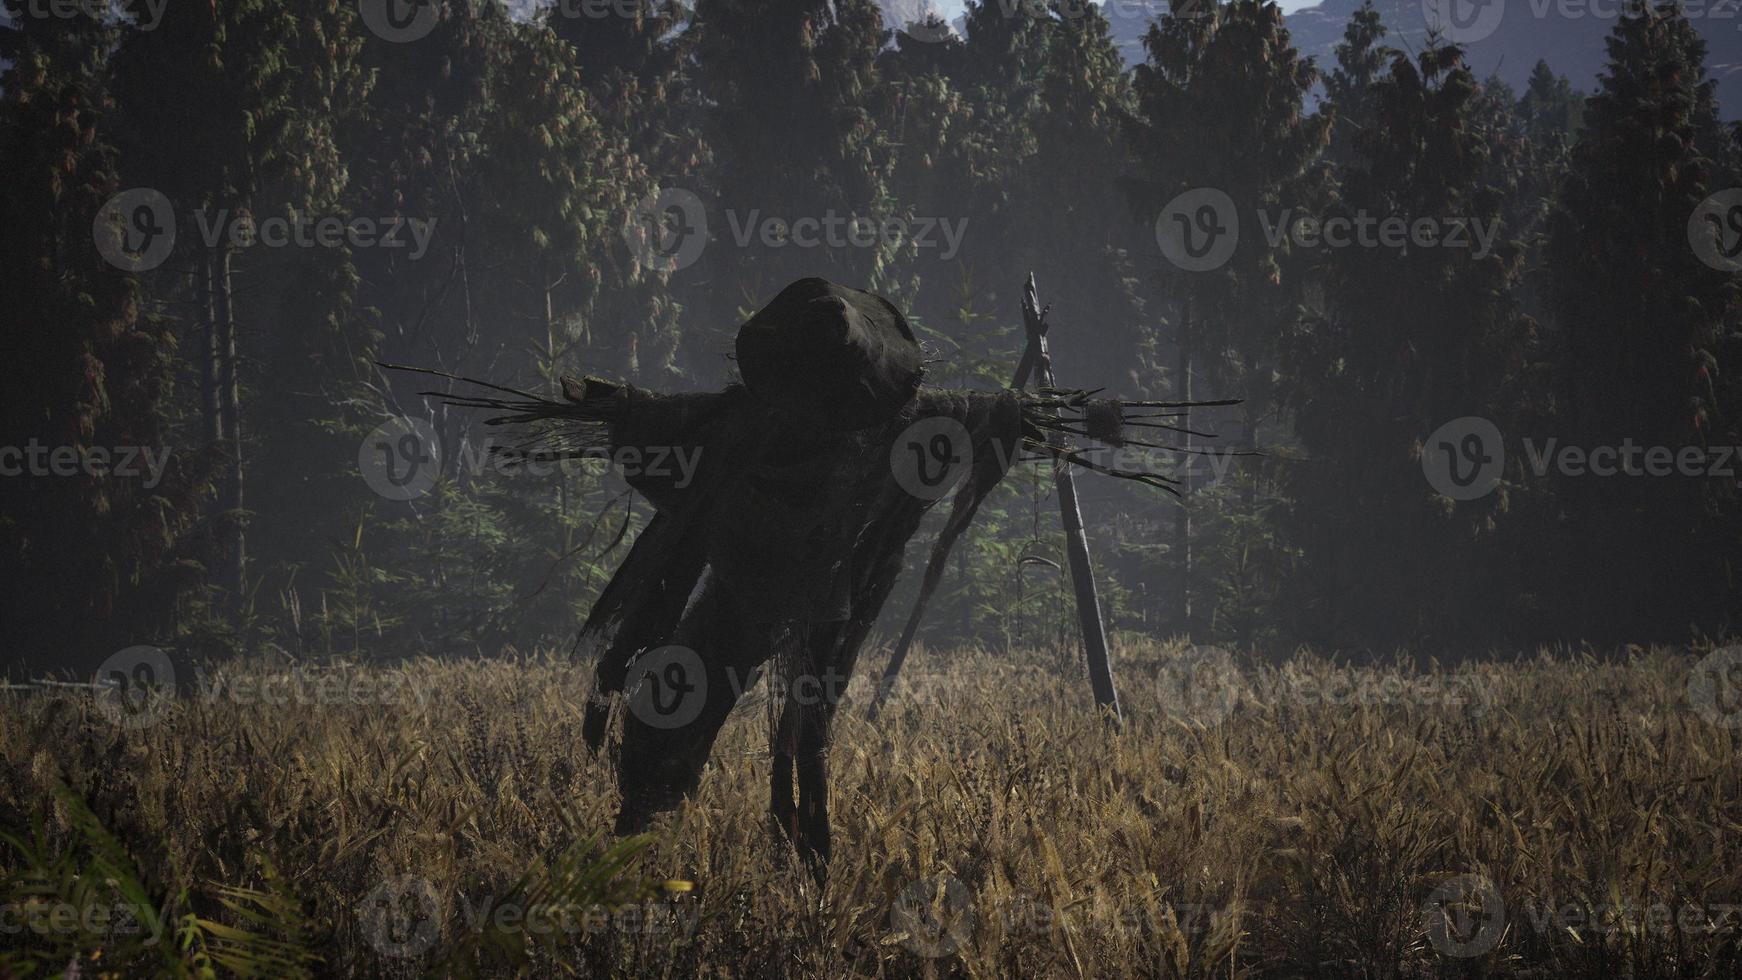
(1015, 275, 1122, 723)
(869, 274, 1124, 723)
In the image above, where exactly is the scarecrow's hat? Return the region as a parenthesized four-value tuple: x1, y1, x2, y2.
(735, 277, 923, 430)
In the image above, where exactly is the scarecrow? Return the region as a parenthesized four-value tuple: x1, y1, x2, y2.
(403, 275, 1220, 871)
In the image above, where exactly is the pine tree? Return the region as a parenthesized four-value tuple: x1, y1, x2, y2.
(1025, 1, 1150, 384)
(322, 5, 666, 653)
(958, 0, 1052, 101)
(1284, 39, 1533, 647)
(692, 0, 902, 330)
(108, 0, 369, 612)
(1126, 0, 1330, 637)
(0, 10, 210, 672)
(1545, 1, 1739, 636)
(1323, 0, 1391, 173)
(1517, 59, 1585, 149)
(548, 0, 701, 380)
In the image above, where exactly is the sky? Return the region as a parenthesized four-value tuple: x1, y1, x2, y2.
(929, 0, 1323, 16)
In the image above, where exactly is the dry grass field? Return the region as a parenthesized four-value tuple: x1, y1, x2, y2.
(2, 639, 1741, 978)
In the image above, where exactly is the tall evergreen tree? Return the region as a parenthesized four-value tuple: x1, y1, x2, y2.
(548, 0, 701, 380)
(0, 10, 210, 672)
(1323, 0, 1391, 173)
(1517, 59, 1585, 149)
(108, 0, 369, 612)
(692, 0, 901, 337)
(1545, 2, 1739, 637)
(1126, 0, 1329, 637)
(1285, 40, 1534, 647)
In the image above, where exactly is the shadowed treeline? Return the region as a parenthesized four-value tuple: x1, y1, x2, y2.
(2, 0, 1739, 677)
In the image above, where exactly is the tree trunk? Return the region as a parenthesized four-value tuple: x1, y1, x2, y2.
(1174, 299, 1193, 640)
(545, 274, 571, 541)
(1239, 371, 1258, 651)
(216, 243, 245, 601)
(1241, 355, 1259, 513)
(198, 250, 221, 445)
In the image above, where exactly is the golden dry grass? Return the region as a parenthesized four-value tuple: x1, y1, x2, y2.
(2, 639, 1741, 978)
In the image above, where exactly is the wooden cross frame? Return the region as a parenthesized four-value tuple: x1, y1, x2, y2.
(870, 273, 1122, 723)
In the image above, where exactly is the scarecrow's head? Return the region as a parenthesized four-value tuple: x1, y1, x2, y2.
(734, 277, 924, 432)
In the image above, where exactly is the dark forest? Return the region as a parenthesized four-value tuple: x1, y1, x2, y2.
(2, 0, 1741, 976)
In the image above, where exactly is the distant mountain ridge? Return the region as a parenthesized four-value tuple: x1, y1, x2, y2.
(1094, 0, 1742, 117)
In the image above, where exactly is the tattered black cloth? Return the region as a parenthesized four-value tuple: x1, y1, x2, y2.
(734, 277, 925, 431)
(559, 377, 1019, 639)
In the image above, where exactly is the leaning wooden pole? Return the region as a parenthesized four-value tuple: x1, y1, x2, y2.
(1016, 275, 1122, 723)
(869, 274, 1123, 723)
